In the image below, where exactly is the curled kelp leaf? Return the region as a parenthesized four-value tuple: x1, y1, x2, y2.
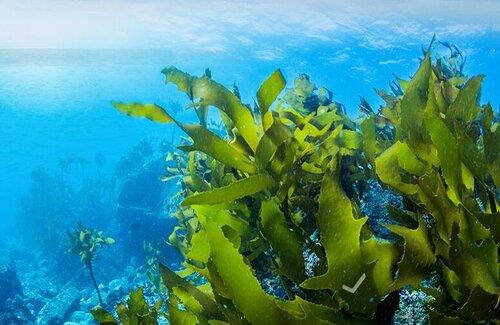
(257, 69, 286, 122)
(162, 67, 259, 151)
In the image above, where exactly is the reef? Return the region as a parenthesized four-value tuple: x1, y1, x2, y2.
(3, 139, 177, 324)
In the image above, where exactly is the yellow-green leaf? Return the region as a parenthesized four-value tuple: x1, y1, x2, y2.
(180, 124, 257, 174)
(112, 102, 173, 123)
(386, 220, 436, 290)
(257, 69, 286, 118)
(163, 67, 259, 151)
(182, 174, 274, 206)
(260, 198, 306, 282)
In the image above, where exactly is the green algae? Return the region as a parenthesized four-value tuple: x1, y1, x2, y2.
(68, 223, 115, 305)
(98, 43, 499, 324)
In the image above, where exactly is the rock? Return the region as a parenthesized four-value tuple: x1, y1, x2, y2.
(37, 287, 81, 325)
(393, 287, 432, 324)
(0, 264, 23, 310)
(125, 265, 137, 280)
(0, 264, 33, 324)
(106, 278, 127, 306)
(108, 278, 124, 292)
(0, 294, 35, 325)
(25, 292, 47, 312)
(39, 286, 58, 299)
(69, 310, 94, 324)
(360, 179, 402, 239)
(80, 289, 106, 312)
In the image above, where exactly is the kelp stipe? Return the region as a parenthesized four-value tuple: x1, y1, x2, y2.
(101, 44, 498, 324)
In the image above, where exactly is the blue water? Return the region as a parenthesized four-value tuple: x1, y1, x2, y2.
(0, 25, 498, 323)
(1, 0, 500, 323)
(1, 42, 498, 233)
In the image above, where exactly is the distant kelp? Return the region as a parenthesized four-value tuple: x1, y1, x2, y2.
(68, 223, 115, 305)
(104, 42, 499, 324)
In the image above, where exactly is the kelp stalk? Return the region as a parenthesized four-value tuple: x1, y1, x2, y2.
(88, 260, 103, 305)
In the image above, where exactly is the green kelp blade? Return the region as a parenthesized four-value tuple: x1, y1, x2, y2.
(257, 69, 286, 120)
(182, 174, 274, 206)
(446, 75, 484, 124)
(168, 295, 200, 325)
(190, 205, 250, 243)
(482, 104, 500, 186)
(278, 297, 356, 324)
(112, 102, 174, 123)
(115, 303, 129, 324)
(399, 54, 431, 142)
(385, 220, 436, 290)
(374, 142, 419, 196)
(163, 66, 193, 94)
(476, 212, 500, 242)
(260, 198, 306, 282)
(204, 219, 298, 324)
(416, 171, 462, 244)
(360, 115, 382, 164)
(429, 310, 466, 325)
(163, 67, 259, 151)
(127, 288, 159, 324)
(361, 239, 401, 296)
(424, 109, 462, 203)
(301, 156, 378, 316)
(91, 306, 118, 325)
(456, 286, 499, 321)
(159, 264, 224, 320)
(449, 232, 498, 295)
(255, 116, 293, 171)
(179, 124, 257, 174)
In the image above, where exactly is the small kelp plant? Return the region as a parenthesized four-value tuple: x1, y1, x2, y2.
(67, 222, 115, 305)
(91, 288, 163, 324)
(100, 42, 498, 324)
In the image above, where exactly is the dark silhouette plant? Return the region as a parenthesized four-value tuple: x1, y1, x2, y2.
(67, 222, 115, 305)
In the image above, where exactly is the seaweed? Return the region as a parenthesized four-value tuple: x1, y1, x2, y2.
(91, 288, 163, 325)
(105, 43, 498, 324)
(68, 223, 115, 305)
(366, 49, 499, 322)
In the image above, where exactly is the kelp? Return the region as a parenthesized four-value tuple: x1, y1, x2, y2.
(91, 288, 163, 324)
(107, 43, 498, 324)
(365, 45, 499, 322)
(68, 223, 115, 305)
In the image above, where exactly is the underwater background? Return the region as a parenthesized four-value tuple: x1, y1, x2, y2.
(0, 1, 499, 324)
